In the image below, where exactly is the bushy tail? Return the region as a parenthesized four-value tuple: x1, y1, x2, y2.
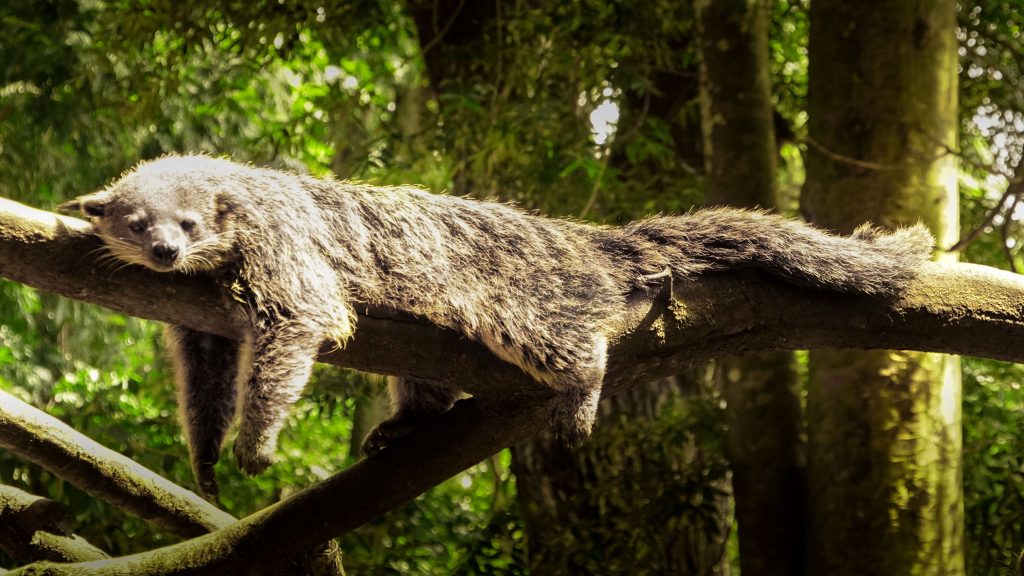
(616, 207, 934, 295)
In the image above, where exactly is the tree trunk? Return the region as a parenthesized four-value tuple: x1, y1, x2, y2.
(695, 2, 806, 574)
(802, 1, 963, 574)
(697, 0, 777, 205)
(405, 0, 499, 197)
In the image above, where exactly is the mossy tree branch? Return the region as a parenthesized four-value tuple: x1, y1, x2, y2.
(0, 386, 346, 575)
(1, 197, 1024, 573)
(0, 484, 109, 564)
(0, 389, 236, 537)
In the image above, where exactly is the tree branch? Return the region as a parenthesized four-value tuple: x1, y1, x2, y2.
(0, 390, 345, 575)
(7, 394, 550, 575)
(3, 196, 1024, 573)
(3, 196, 1024, 384)
(0, 389, 236, 537)
(0, 484, 108, 564)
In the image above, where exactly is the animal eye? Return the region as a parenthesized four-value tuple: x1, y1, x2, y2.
(181, 219, 196, 232)
(128, 221, 145, 234)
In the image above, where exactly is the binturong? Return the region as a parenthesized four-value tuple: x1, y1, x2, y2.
(60, 154, 935, 497)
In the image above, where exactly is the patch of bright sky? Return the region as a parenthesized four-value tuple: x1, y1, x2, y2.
(970, 104, 1023, 181)
(966, 104, 1024, 247)
(588, 86, 620, 147)
(323, 64, 358, 91)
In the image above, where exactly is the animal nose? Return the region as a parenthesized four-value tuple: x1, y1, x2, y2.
(151, 242, 179, 265)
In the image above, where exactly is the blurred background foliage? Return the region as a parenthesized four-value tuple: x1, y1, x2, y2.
(0, 0, 1022, 573)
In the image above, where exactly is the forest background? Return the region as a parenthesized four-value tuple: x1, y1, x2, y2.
(1, 0, 1023, 574)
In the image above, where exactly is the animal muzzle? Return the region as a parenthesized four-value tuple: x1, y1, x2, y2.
(150, 242, 180, 267)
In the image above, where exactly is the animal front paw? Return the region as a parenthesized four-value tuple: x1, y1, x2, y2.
(360, 412, 426, 457)
(233, 428, 277, 476)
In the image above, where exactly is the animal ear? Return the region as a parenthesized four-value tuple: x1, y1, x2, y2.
(214, 191, 235, 221)
(59, 191, 113, 217)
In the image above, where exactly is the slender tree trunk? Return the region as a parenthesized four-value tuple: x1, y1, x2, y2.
(695, 2, 806, 574)
(405, 0, 499, 197)
(697, 0, 777, 204)
(802, 1, 963, 574)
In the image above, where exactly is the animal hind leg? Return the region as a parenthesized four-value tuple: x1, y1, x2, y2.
(552, 382, 603, 447)
(361, 377, 460, 456)
(549, 334, 607, 447)
(164, 325, 244, 498)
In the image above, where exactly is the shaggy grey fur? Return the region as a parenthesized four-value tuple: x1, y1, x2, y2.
(60, 155, 933, 495)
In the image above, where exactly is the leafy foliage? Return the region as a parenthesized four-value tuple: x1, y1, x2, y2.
(547, 395, 730, 576)
(346, 452, 525, 576)
(955, 9, 1024, 569)
(962, 358, 1024, 575)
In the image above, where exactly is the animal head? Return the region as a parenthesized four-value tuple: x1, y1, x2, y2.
(60, 155, 239, 273)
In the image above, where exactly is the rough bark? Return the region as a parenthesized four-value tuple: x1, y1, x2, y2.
(0, 197, 1019, 573)
(695, 1, 805, 574)
(0, 484, 108, 564)
(803, 0, 963, 574)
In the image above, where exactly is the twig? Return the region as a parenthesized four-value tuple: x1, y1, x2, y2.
(947, 179, 1023, 252)
(804, 135, 905, 171)
(420, 0, 470, 57)
(947, 143, 1024, 253)
(805, 130, 958, 173)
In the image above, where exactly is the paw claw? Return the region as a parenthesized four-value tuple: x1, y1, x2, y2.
(360, 428, 385, 457)
(360, 412, 424, 457)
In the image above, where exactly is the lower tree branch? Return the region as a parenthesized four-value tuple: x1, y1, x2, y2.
(0, 389, 235, 537)
(7, 394, 549, 575)
(0, 484, 108, 564)
(0, 389, 347, 575)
